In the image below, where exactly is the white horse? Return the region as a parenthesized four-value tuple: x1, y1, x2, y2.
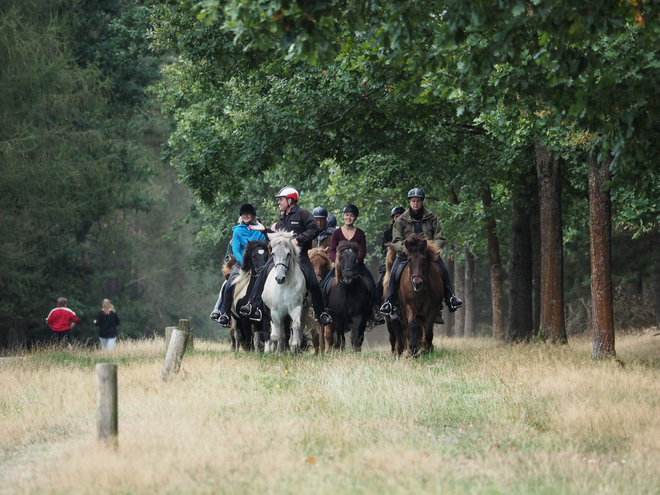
(262, 231, 308, 353)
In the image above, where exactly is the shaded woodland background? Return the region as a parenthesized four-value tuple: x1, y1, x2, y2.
(1, 0, 659, 349)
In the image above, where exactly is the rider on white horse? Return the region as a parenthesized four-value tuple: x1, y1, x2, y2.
(379, 188, 463, 322)
(239, 187, 333, 326)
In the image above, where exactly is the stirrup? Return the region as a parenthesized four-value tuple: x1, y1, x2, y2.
(317, 312, 333, 326)
(379, 301, 393, 316)
(449, 295, 463, 312)
(217, 314, 230, 327)
(239, 303, 252, 316)
(249, 308, 263, 322)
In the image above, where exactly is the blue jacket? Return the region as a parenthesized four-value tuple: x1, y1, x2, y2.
(232, 223, 266, 264)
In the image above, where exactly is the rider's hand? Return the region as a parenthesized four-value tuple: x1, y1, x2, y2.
(249, 220, 265, 232)
(292, 238, 299, 245)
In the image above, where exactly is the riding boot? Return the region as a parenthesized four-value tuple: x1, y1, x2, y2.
(435, 257, 463, 312)
(239, 258, 273, 319)
(209, 280, 228, 320)
(379, 256, 402, 319)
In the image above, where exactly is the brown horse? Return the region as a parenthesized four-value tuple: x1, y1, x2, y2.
(308, 247, 333, 353)
(384, 233, 444, 356)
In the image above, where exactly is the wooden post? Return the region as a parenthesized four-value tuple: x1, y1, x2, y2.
(162, 329, 189, 381)
(164, 326, 177, 351)
(179, 319, 193, 351)
(95, 363, 118, 446)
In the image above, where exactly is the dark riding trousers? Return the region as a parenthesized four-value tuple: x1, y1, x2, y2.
(213, 265, 241, 315)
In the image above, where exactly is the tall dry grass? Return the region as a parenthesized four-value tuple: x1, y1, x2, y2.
(1, 334, 660, 494)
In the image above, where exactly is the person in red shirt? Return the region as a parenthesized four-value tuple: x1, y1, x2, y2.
(46, 297, 78, 343)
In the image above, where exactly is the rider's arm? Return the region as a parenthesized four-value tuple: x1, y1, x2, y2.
(431, 216, 446, 251)
(356, 229, 367, 264)
(328, 229, 341, 262)
(294, 210, 319, 246)
(391, 218, 406, 256)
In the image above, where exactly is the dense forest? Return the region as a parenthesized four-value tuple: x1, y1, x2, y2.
(1, 0, 659, 357)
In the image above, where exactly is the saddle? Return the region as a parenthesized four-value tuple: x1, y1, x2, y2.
(391, 259, 408, 284)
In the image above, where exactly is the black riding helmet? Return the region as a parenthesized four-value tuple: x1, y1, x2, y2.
(313, 206, 328, 218)
(408, 188, 425, 200)
(239, 203, 257, 216)
(343, 204, 359, 217)
(391, 206, 405, 217)
(327, 213, 337, 228)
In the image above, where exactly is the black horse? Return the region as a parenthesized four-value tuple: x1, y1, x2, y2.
(230, 240, 270, 351)
(327, 241, 373, 351)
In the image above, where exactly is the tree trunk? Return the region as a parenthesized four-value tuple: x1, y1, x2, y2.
(464, 249, 476, 338)
(507, 171, 534, 341)
(482, 188, 504, 340)
(454, 260, 465, 338)
(530, 175, 542, 336)
(535, 141, 567, 343)
(589, 153, 615, 359)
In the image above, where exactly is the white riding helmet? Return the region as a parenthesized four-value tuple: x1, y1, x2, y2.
(275, 186, 299, 202)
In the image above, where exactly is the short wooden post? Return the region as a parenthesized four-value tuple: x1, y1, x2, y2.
(179, 319, 193, 351)
(164, 326, 177, 351)
(95, 363, 118, 446)
(161, 329, 189, 381)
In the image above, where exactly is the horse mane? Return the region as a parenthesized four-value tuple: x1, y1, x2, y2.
(241, 240, 269, 271)
(267, 230, 300, 261)
(334, 241, 360, 286)
(308, 247, 332, 273)
(404, 233, 439, 263)
(232, 240, 269, 296)
(222, 255, 237, 280)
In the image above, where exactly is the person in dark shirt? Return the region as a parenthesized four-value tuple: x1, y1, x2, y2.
(239, 186, 333, 326)
(94, 299, 120, 350)
(312, 206, 335, 249)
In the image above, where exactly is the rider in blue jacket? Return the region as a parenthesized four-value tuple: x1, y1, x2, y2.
(211, 204, 266, 327)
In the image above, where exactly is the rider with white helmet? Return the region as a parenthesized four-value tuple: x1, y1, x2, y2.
(379, 188, 463, 322)
(239, 187, 333, 326)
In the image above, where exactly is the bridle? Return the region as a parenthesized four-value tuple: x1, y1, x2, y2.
(407, 257, 428, 290)
(274, 251, 291, 272)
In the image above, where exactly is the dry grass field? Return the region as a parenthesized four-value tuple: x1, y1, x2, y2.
(1, 332, 660, 494)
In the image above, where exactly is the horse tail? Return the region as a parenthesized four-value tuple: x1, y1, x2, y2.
(222, 255, 237, 280)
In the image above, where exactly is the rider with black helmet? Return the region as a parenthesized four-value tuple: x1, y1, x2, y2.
(313, 206, 336, 249)
(239, 187, 333, 326)
(210, 203, 266, 326)
(379, 188, 463, 322)
(321, 204, 379, 307)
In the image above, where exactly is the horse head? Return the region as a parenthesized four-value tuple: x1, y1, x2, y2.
(309, 247, 333, 283)
(404, 234, 433, 292)
(336, 241, 359, 285)
(267, 230, 300, 285)
(242, 240, 270, 276)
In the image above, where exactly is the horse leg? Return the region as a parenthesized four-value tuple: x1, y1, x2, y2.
(323, 324, 333, 353)
(269, 313, 284, 354)
(289, 306, 303, 353)
(408, 317, 420, 358)
(424, 316, 435, 354)
(351, 315, 366, 352)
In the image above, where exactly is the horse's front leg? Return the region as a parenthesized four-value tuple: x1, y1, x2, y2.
(351, 315, 366, 352)
(406, 306, 420, 357)
(423, 312, 435, 354)
(268, 313, 284, 354)
(289, 306, 303, 353)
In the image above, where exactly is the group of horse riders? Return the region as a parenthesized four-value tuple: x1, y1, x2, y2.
(210, 186, 462, 329)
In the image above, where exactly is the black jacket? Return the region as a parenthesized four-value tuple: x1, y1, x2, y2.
(266, 205, 319, 255)
(95, 310, 120, 339)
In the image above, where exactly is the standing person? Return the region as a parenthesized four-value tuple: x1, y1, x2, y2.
(312, 206, 336, 249)
(212, 203, 266, 327)
(322, 204, 379, 307)
(239, 186, 333, 326)
(94, 299, 120, 350)
(46, 297, 78, 344)
(379, 188, 463, 322)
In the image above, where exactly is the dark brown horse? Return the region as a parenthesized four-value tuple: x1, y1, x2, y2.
(309, 247, 333, 353)
(384, 233, 444, 356)
(327, 241, 373, 351)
